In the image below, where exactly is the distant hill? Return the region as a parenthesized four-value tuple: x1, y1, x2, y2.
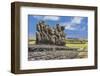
(28, 37, 36, 41)
(67, 37, 87, 41)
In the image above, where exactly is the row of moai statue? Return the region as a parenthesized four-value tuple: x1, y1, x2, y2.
(36, 21, 66, 46)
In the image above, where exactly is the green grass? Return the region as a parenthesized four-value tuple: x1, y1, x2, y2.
(66, 43, 87, 48)
(28, 39, 88, 50)
(28, 40, 36, 45)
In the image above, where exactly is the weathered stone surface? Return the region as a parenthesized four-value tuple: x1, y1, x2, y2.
(28, 50, 78, 60)
(28, 45, 79, 60)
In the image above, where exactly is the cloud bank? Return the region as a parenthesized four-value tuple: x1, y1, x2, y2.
(33, 15, 87, 31)
(61, 17, 86, 31)
(33, 15, 60, 21)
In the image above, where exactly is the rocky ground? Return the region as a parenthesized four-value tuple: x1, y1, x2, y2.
(28, 50, 79, 61)
(28, 45, 87, 61)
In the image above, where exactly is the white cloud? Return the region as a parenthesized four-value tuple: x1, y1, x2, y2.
(71, 17, 84, 24)
(44, 16, 60, 21)
(65, 25, 76, 30)
(60, 17, 85, 30)
(60, 22, 76, 30)
(33, 16, 85, 31)
(33, 15, 60, 21)
(33, 16, 43, 20)
(81, 27, 86, 31)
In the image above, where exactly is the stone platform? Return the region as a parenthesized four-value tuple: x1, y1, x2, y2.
(28, 44, 78, 52)
(28, 45, 79, 60)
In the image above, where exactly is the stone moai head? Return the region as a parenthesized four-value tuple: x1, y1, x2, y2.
(39, 21, 45, 32)
(39, 20, 45, 24)
(61, 26, 65, 31)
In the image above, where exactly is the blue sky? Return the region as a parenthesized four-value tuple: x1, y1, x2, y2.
(28, 15, 88, 39)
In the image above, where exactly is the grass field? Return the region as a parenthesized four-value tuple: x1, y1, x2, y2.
(29, 40, 36, 45)
(66, 43, 87, 51)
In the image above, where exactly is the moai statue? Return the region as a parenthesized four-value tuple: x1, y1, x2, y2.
(60, 26, 66, 45)
(36, 21, 45, 44)
(56, 24, 61, 32)
(55, 24, 66, 46)
(58, 26, 65, 38)
(55, 24, 61, 45)
(36, 23, 41, 44)
(47, 27, 52, 44)
(44, 25, 50, 43)
(36, 31, 41, 44)
(38, 21, 45, 32)
(49, 28, 56, 45)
